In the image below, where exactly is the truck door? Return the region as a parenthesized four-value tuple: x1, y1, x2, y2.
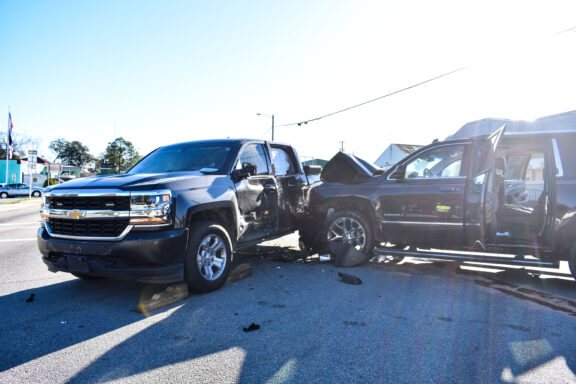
(233, 143, 279, 242)
(268, 144, 308, 233)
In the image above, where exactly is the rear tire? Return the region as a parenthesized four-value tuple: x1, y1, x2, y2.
(0, 192, 7, 199)
(185, 221, 233, 293)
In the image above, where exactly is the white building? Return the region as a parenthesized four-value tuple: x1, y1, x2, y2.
(374, 144, 423, 170)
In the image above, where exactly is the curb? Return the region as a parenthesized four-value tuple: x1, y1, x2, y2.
(0, 198, 42, 213)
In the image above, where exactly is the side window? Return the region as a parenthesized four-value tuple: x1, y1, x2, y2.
(404, 145, 465, 179)
(270, 147, 296, 176)
(236, 144, 269, 175)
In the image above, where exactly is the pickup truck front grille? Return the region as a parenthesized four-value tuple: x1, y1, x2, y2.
(48, 218, 130, 237)
(48, 196, 130, 211)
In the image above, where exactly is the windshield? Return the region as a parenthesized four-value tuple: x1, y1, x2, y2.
(127, 142, 234, 174)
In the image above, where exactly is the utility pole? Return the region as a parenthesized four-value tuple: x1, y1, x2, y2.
(339, 141, 345, 152)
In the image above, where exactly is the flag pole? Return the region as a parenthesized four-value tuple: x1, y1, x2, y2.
(5, 107, 9, 186)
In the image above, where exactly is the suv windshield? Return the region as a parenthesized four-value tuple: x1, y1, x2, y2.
(128, 142, 234, 174)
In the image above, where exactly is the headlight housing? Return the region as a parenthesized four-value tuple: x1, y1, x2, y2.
(129, 191, 172, 225)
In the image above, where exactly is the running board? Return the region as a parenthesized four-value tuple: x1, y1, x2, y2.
(373, 248, 559, 268)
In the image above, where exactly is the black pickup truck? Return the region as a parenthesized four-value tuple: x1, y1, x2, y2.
(38, 139, 309, 292)
(305, 126, 576, 280)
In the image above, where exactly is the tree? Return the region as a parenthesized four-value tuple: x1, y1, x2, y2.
(99, 137, 140, 173)
(49, 138, 94, 167)
(0, 130, 35, 160)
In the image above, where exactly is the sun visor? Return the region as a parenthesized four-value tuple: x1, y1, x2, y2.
(320, 152, 373, 184)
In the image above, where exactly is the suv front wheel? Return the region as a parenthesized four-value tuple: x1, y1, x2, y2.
(185, 221, 233, 293)
(325, 210, 375, 260)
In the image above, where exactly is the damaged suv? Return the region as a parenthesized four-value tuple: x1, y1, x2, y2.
(304, 126, 576, 280)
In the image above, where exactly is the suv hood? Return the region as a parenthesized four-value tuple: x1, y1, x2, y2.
(320, 152, 382, 184)
(46, 172, 208, 192)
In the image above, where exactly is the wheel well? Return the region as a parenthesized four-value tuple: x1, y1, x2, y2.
(322, 197, 377, 228)
(188, 208, 237, 243)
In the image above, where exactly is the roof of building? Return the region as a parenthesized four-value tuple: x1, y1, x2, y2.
(393, 144, 423, 154)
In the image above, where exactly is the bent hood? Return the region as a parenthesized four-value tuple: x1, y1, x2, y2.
(320, 152, 376, 184)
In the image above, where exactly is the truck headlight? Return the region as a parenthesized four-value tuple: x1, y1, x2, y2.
(129, 191, 172, 225)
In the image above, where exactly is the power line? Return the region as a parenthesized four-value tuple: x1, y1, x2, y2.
(277, 66, 468, 128)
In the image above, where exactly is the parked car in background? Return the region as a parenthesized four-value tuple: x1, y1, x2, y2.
(0, 183, 43, 198)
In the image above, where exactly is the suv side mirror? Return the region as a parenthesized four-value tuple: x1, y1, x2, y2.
(232, 162, 257, 180)
(389, 166, 404, 181)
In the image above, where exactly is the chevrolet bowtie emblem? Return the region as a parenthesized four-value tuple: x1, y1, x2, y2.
(67, 210, 85, 220)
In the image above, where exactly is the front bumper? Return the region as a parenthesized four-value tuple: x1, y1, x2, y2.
(37, 227, 189, 284)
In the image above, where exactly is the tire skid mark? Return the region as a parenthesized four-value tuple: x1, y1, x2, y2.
(475, 279, 576, 317)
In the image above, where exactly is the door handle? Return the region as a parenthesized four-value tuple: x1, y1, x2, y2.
(439, 186, 460, 192)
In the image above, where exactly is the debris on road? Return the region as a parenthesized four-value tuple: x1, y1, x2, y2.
(242, 322, 261, 332)
(225, 263, 253, 285)
(138, 283, 189, 314)
(24, 293, 35, 303)
(338, 272, 362, 285)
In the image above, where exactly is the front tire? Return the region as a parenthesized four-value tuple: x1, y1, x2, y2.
(32, 191, 41, 197)
(325, 210, 375, 261)
(185, 221, 233, 293)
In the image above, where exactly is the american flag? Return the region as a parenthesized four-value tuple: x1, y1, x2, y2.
(8, 112, 13, 159)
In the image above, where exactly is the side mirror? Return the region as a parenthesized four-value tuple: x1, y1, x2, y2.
(303, 165, 321, 176)
(232, 162, 257, 180)
(389, 166, 404, 181)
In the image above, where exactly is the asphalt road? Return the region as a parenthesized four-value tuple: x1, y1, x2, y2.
(1, 202, 576, 383)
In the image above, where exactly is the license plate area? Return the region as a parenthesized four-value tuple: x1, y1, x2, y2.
(66, 256, 90, 273)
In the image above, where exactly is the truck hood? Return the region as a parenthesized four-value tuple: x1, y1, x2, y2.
(46, 172, 208, 191)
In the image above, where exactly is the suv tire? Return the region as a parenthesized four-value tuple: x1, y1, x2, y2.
(325, 210, 375, 261)
(0, 192, 7, 199)
(185, 221, 233, 293)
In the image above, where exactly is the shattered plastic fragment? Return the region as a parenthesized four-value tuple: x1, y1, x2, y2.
(243, 322, 261, 332)
(338, 272, 362, 285)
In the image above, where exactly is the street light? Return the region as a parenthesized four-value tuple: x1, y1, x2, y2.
(256, 113, 275, 141)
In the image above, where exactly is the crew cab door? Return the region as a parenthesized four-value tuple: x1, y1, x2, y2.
(380, 143, 470, 249)
(268, 144, 308, 233)
(232, 143, 279, 242)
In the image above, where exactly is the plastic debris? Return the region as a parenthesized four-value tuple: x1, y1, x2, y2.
(338, 272, 362, 285)
(243, 322, 261, 332)
(25, 293, 35, 303)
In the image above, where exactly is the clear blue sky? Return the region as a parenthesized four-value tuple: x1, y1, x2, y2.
(1, 0, 575, 163)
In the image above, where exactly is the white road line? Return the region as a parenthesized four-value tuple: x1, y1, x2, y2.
(0, 238, 37, 242)
(0, 222, 41, 226)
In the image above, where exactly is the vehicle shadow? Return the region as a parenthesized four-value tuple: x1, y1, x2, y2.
(0, 277, 145, 372)
(3, 256, 576, 383)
